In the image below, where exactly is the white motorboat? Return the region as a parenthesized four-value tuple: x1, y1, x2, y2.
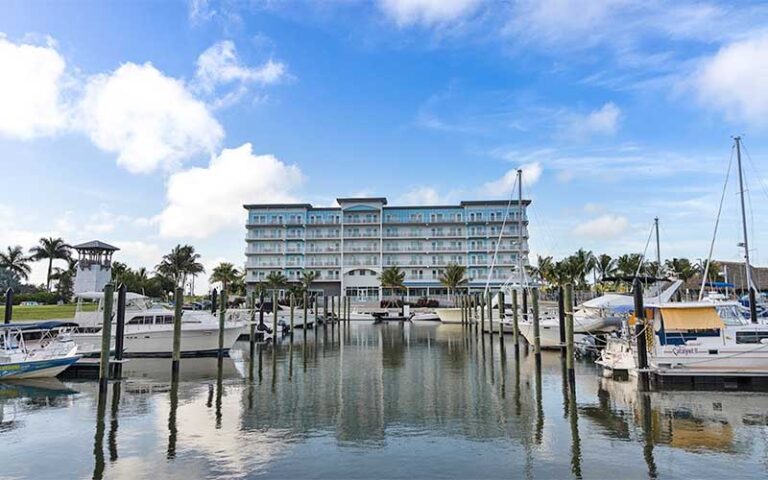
(435, 308, 474, 324)
(646, 302, 768, 377)
(411, 312, 440, 322)
(595, 336, 635, 376)
(71, 292, 246, 357)
(0, 325, 81, 379)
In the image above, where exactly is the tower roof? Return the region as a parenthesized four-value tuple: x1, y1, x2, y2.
(72, 240, 120, 251)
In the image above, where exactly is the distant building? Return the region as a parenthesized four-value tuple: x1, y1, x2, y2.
(243, 197, 530, 302)
(72, 240, 119, 294)
(685, 260, 768, 293)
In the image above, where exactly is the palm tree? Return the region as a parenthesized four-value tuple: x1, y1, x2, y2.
(594, 254, 617, 281)
(0, 246, 32, 281)
(530, 255, 554, 285)
(155, 244, 204, 290)
(380, 266, 406, 297)
(300, 270, 318, 294)
(51, 257, 78, 301)
(29, 237, 70, 291)
(112, 261, 129, 283)
(210, 262, 240, 291)
(569, 248, 594, 288)
(265, 271, 288, 291)
(616, 253, 644, 278)
(666, 257, 698, 283)
(439, 263, 468, 299)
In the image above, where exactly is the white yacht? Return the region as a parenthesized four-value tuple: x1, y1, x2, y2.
(71, 292, 246, 357)
(0, 325, 81, 379)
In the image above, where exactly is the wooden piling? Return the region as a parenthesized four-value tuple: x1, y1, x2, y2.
(218, 288, 227, 358)
(98, 283, 114, 392)
(331, 296, 335, 324)
(486, 290, 493, 336)
(303, 291, 308, 347)
(323, 295, 328, 328)
(633, 278, 650, 390)
(522, 288, 528, 322)
(249, 292, 256, 345)
(497, 291, 505, 353)
(532, 287, 541, 360)
(171, 286, 182, 378)
(289, 293, 295, 341)
(557, 286, 566, 356)
(3, 288, 12, 324)
(511, 289, 519, 353)
(114, 284, 127, 379)
(480, 292, 486, 335)
(272, 292, 278, 337)
(565, 283, 575, 383)
(211, 288, 218, 315)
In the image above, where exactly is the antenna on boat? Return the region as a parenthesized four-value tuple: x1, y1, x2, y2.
(735, 136, 758, 324)
(517, 169, 525, 291)
(654, 217, 661, 272)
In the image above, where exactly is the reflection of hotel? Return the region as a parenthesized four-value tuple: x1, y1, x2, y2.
(244, 197, 530, 301)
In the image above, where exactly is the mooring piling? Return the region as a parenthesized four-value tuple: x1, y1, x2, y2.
(480, 292, 486, 336)
(218, 288, 227, 358)
(272, 292, 278, 337)
(532, 287, 541, 361)
(3, 287, 12, 324)
(486, 290, 493, 336)
(98, 283, 115, 393)
(565, 283, 575, 383)
(633, 278, 650, 390)
(558, 286, 566, 357)
(522, 288, 528, 322)
(497, 291, 505, 356)
(171, 286, 183, 379)
(511, 289, 519, 354)
(290, 293, 295, 341)
(211, 288, 218, 315)
(303, 291, 308, 347)
(323, 295, 328, 328)
(114, 283, 127, 379)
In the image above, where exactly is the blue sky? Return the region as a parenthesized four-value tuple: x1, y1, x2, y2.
(1, 0, 768, 289)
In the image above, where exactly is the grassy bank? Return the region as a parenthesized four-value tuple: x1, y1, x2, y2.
(0, 303, 97, 321)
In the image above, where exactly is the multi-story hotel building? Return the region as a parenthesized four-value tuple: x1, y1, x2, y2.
(244, 197, 530, 302)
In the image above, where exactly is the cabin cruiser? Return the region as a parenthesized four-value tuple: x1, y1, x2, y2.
(0, 325, 81, 379)
(596, 301, 768, 377)
(434, 307, 471, 324)
(71, 292, 246, 357)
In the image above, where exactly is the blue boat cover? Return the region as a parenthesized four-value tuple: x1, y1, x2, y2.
(0, 321, 80, 331)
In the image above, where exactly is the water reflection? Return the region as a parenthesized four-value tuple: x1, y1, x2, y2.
(0, 323, 767, 479)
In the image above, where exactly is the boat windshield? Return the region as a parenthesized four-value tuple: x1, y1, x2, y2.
(715, 305, 746, 326)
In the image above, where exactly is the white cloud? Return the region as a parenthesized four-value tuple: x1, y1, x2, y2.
(482, 161, 543, 197)
(397, 186, 442, 205)
(693, 33, 768, 127)
(195, 40, 286, 94)
(573, 214, 628, 239)
(0, 35, 67, 138)
(559, 102, 621, 140)
(158, 143, 304, 238)
(78, 62, 224, 174)
(115, 241, 164, 268)
(379, 0, 481, 27)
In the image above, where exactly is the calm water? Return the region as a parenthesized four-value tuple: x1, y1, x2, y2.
(3, 323, 768, 479)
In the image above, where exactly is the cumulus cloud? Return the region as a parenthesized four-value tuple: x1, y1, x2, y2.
(482, 162, 543, 197)
(158, 143, 304, 238)
(195, 40, 286, 94)
(559, 102, 621, 140)
(573, 214, 628, 239)
(0, 35, 67, 138)
(397, 186, 442, 205)
(693, 33, 768, 127)
(77, 62, 224, 174)
(379, 0, 481, 27)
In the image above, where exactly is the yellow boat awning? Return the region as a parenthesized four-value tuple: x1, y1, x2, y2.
(661, 306, 724, 330)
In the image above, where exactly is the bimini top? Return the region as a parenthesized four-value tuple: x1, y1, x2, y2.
(0, 321, 80, 331)
(76, 291, 147, 301)
(646, 302, 727, 330)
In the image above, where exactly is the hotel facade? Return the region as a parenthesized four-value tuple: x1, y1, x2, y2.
(244, 197, 530, 303)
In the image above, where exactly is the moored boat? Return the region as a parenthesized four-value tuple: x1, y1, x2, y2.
(0, 325, 81, 379)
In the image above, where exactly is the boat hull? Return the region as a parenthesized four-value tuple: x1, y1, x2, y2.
(72, 324, 245, 357)
(518, 321, 588, 349)
(0, 355, 81, 379)
(435, 308, 472, 324)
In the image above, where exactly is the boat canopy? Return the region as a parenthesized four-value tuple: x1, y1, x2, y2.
(76, 291, 147, 301)
(0, 321, 80, 331)
(660, 306, 724, 330)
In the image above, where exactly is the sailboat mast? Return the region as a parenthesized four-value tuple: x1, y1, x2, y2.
(654, 217, 661, 276)
(517, 169, 524, 288)
(735, 136, 758, 324)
